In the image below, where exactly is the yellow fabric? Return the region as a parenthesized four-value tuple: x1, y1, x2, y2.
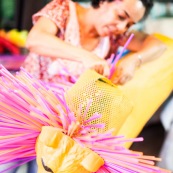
(36, 126, 104, 173)
(113, 33, 173, 148)
(65, 70, 133, 134)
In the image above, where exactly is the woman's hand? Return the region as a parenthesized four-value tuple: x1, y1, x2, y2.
(113, 55, 140, 85)
(83, 55, 110, 77)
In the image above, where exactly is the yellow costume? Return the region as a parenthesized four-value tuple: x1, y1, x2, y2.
(66, 33, 173, 148)
(0, 34, 172, 173)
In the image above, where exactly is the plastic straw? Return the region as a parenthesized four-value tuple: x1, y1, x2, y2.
(109, 33, 134, 79)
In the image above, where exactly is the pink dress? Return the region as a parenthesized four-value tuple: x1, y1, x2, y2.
(23, 0, 118, 85)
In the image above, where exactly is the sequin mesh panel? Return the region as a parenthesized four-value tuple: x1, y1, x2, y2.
(65, 70, 133, 134)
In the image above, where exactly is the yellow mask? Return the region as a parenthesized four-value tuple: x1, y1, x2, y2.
(36, 126, 104, 173)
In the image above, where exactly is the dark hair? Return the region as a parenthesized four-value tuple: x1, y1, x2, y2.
(140, 0, 153, 19)
(91, 0, 153, 20)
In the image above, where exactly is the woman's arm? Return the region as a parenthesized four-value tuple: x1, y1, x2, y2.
(26, 17, 95, 62)
(26, 17, 110, 76)
(118, 30, 166, 64)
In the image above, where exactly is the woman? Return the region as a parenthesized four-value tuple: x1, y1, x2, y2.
(23, 0, 166, 85)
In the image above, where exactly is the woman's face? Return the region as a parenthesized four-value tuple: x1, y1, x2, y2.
(94, 0, 146, 36)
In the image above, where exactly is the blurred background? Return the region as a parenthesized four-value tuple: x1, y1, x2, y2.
(1, 0, 173, 35)
(0, 0, 173, 172)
